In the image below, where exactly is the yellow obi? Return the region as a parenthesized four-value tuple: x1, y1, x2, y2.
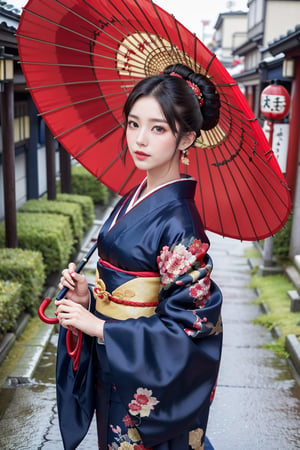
(93, 270, 161, 320)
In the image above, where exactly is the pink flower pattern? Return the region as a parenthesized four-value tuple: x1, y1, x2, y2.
(189, 275, 211, 307)
(184, 312, 208, 337)
(157, 239, 209, 287)
(128, 388, 159, 418)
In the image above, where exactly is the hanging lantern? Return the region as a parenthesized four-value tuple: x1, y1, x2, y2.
(260, 83, 290, 120)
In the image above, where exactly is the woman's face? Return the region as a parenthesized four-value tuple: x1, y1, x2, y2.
(126, 96, 182, 181)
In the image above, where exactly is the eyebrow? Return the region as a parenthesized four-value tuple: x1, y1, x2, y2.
(128, 113, 168, 123)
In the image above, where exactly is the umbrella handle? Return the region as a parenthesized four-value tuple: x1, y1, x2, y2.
(38, 297, 58, 324)
(38, 242, 98, 324)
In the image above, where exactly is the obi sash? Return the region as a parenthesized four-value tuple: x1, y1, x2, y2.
(93, 258, 160, 320)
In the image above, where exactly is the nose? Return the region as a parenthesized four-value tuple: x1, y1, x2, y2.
(136, 127, 148, 146)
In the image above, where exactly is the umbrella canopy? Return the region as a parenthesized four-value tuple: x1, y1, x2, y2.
(17, 0, 291, 241)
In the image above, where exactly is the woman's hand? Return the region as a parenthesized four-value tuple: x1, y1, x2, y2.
(55, 298, 105, 339)
(59, 262, 90, 309)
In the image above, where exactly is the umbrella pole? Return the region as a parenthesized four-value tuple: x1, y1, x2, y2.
(38, 242, 98, 323)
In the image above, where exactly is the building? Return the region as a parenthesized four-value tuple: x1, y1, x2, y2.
(213, 11, 248, 68)
(233, 0, 300, 115)
(266, 26, 300, 258)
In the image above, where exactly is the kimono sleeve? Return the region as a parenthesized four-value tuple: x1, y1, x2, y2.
(103, 236, 223, 448)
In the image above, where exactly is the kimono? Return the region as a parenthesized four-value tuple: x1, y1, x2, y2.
(56, 177, 223, 450)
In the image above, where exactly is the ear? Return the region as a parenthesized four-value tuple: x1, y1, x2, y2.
(177, 131, 196, 151)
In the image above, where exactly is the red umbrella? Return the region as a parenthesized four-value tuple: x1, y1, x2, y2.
(17, 0, 291, 241)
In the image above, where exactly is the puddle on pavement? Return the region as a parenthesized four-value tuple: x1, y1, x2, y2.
(32, 333, 57, 385)
(1, 330, 300, 449)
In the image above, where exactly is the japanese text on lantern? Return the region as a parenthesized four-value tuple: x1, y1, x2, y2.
(260, 94, 288, 115)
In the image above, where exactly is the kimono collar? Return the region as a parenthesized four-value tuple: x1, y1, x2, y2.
(126, 176, 196, 213)
(108, 176, 197, 231)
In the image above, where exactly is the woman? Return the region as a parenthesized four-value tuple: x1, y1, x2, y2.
(55, 63, 222, 450)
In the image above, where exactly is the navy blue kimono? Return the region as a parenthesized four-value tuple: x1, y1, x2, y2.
(56, 178, 222, 450)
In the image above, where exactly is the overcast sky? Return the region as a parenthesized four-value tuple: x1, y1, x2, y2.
(13, 0, 248, 37)
(155, 0, 248, 35)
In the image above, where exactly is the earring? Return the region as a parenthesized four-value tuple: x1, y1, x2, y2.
(181, 149, 190, 166)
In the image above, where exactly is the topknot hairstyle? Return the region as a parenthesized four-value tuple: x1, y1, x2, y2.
(163, 64, 220, 131)
(121, 63, 220, 157)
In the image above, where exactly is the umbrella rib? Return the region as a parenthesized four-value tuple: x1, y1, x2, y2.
(19, 58, 148, 80)
(172, 15, 192, 68)
(211, 139, 256, 238)
(54, 104, 122, 139)
(202, 148, 225, 235)
(193, 146, 206, 222)
(19, 8, 135, 59)
(150, 1, 190, 64)
(249, 151, 290, 207)
(149, 1, 173, 47)
(117, 166, 138, 195)
(215, 135, 286, 234)
(19, 61, 118, 70)
(22, 4, 174, 76)
(132, 0, 178, 57)
(89, 0, 163, 63)
(74, 121, 124, 159)
(84, 0, 151, 52)
(96, 153, 123, 179)
(205, 54, 217, 77)
(37, 91, 124, 116)
(113, 0, 173, 58)
(23, 1, 125, 50)
(193, 34, 198, 73)
(25, 78, 137, 90)
(218, 106, 256, 134)
(203, 113, 286, 236)
(104, 0, 161, 55)
(108, 0, 184, 70)
(16, 33, 119, 62)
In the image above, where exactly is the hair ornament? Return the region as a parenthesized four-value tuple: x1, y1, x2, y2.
(170, 72, 204, 107)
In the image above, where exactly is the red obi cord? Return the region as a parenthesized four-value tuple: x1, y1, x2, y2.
(66, 329, 82, 371)
(99, 257, 159, 277)
(93, 287, 159, 307)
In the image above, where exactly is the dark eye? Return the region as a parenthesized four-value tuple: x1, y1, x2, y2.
(153, 125, 165, 133)
(128, 120, 138, 129)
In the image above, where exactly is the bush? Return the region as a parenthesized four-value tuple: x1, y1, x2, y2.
(71, 165, 110, 205)
(273, 214, 292, 262)
(55, 193, 95, 229)
(0, 280, 22, 338)
(0, 213, 74, 274)
(0, 248, 46, 312)
(19, 199, 84, 243)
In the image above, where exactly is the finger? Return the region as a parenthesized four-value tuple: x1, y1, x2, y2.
(68, 262, 77, 274)
(60, 271, 76, 290)
(62, 267, 76, 282)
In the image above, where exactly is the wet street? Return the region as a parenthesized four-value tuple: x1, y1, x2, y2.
(1, 234, 300, 449)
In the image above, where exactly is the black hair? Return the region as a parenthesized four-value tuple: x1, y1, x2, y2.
(121, 63, 220, 158)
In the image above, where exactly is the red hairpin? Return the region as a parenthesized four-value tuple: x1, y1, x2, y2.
(170, 72, 204, 107)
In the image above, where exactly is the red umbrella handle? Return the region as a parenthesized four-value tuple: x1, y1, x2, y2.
(38, 297, 82, 371)
(38, 297, 59, 324)
(66, 329, 83, 371)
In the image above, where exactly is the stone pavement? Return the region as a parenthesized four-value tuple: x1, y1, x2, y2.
(206, 233, 300, 449)
(1, 210, 300, 449)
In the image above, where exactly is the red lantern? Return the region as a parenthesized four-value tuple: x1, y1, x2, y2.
(260, 83, 290, 120)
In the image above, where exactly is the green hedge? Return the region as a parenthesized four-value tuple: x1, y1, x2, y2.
(19, 199, 84, 243)
(71, 165, 110, 205)
(54, 193, 95, 229)
(273, 214, 292, 262)
(0, 248, 46, 312)
(0, 280, 22, 337)
(0, 213, 74, 274)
